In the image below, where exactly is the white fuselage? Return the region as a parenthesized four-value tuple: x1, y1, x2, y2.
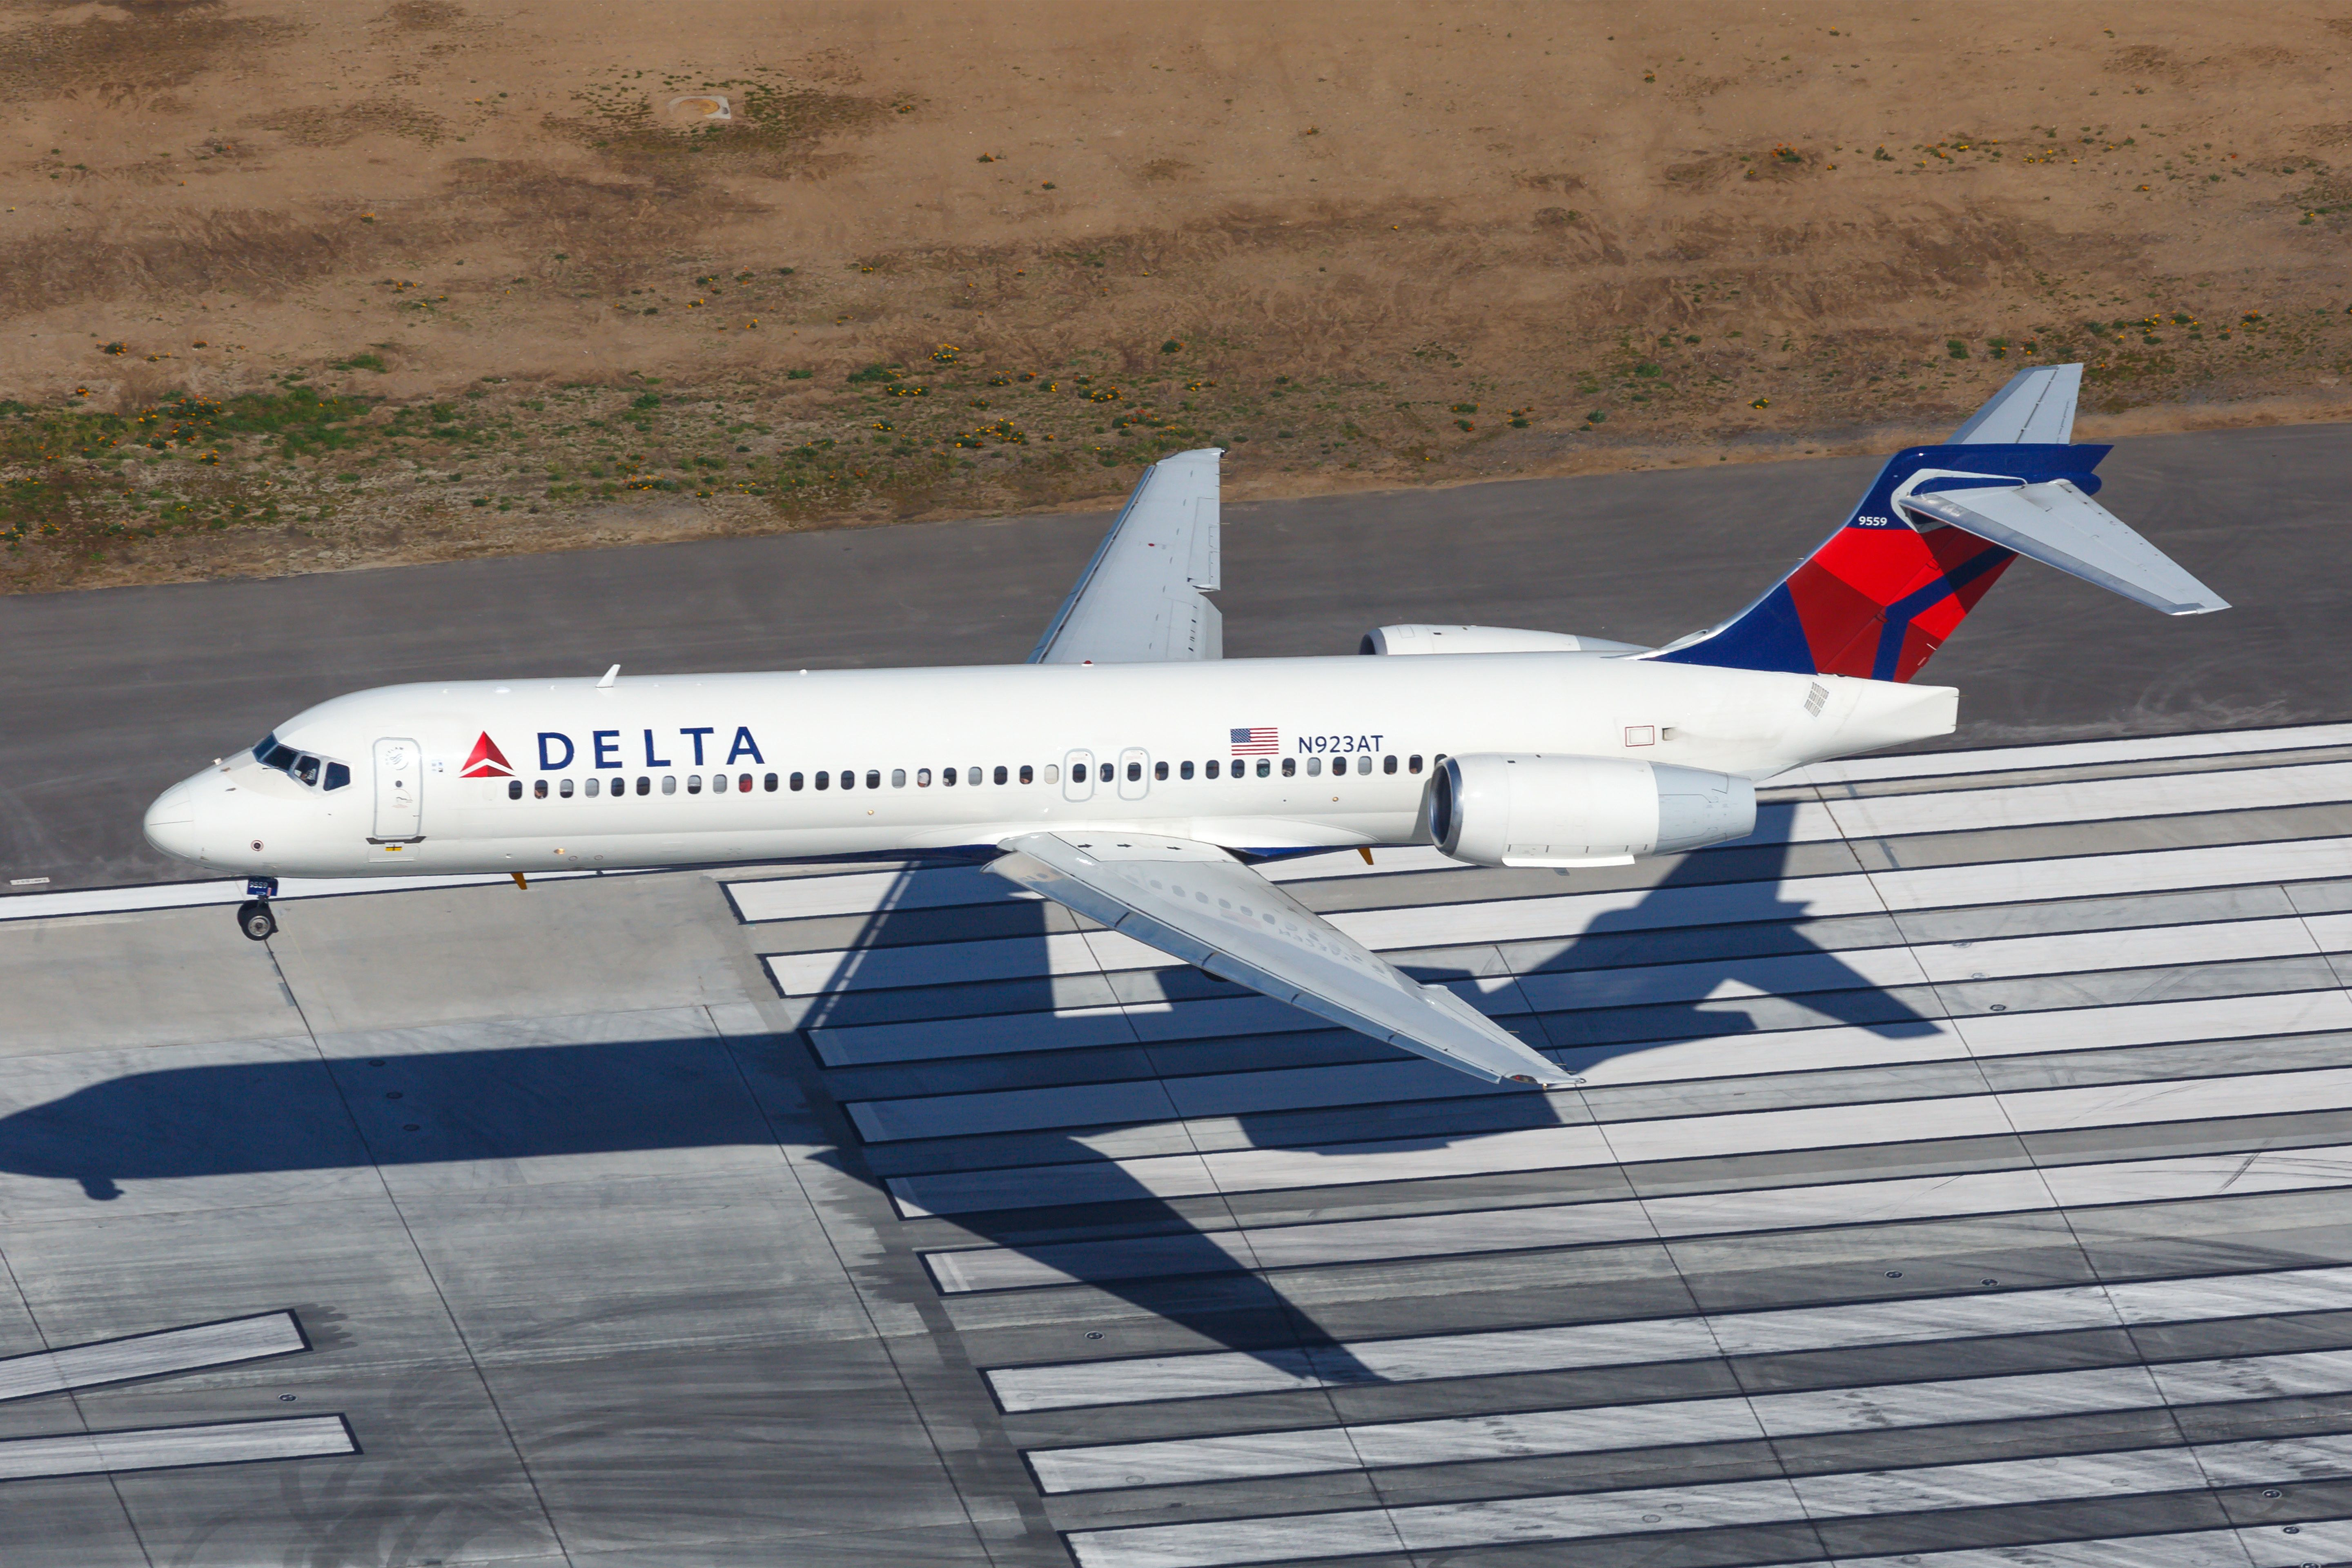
(141, 653, 1957, 879)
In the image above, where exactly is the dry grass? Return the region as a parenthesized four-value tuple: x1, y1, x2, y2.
(0, 0, 2346, 591)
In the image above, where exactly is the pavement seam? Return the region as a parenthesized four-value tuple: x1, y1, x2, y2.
(261, 938, 579, 1568)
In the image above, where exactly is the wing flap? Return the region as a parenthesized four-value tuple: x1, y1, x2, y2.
(1029, 449, 1224, 664)
(1901, 478, 2227, 616)
(989, 833, 1574, 1088)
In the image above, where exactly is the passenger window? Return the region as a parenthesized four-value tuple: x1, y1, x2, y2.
(1071, 762, 1087, 783)
(1180, 760, 1194, 780)
(1384, 755, 1399, 775)
(967, 766, 980, 785)
(1154, 760, 1168, 781)
(892, 768, 907, 787)
(637, 776, 651, 795)
(687, 774, 703, 795)
(663, 775, 678, 795)
(865, 770, 880, 790)
(942, 766, 957, 787)
(1356, 755, 1372, 775)
(917, 768, 931, 787)
(1125, 761, 1141, 782)
(535, 778, 549, 799)
(814, 771, 829, 790)
(993, 765, 1008, 785)
(1409, 755, 1423, 774)
(1281, 758, 1296, 777)
(1205, 760, 1219, 779)
(323, 761, 351, 791)
(737, 773, 751, 792)
(789, 773, 804, 791)
(559, 778, 575, 798)
(1019, 764, 1034, 784)
(1044, 764, 1060, 784)
(840, 770, 855, 792)
(585, 777, 599, 797)
(1306, 757, 1322, 777)
(765, 773, 778, 792)
(508, 780, 523, 800)
(1256, 759, 1271, 778)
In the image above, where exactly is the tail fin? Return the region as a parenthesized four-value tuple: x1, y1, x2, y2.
(1651, 365, 2225, 683)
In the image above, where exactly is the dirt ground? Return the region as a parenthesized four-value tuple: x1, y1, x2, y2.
(1, 0, 2348, 590)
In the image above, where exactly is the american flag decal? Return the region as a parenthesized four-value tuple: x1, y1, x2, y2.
(1229, 726, 1279, 754)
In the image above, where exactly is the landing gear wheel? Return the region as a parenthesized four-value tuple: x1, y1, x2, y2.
(237, 900, 277, 942)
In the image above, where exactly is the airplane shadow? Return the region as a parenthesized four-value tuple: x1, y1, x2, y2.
(0, 822, 1933, 1384)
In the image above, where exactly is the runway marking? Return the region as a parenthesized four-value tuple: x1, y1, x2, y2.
(0, 1416, 355, 1483)
(984, 1260, 2352, 1411)
(1834, 1519, 2352, 1568)
(0, 1312, 307, 1403)
(885, 1063, 2352, 1215)
(923, 1143, 2352, 1294)
(1063, 1434, 2352, 1568)
(705, 727, 2352, 1568)
(1030, 1346, 2352, 1490)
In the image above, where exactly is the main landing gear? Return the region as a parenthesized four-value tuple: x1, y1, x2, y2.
(237, 877, 279, 942)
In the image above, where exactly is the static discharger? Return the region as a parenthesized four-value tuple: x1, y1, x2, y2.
(665, 95, 730, 123)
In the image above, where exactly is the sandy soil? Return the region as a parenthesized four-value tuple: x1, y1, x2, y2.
(1, 0, 2347, 589)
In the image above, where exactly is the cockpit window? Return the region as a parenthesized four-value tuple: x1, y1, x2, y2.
(252, 732, 345, 790)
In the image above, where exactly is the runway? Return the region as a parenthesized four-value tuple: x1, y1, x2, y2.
(1, 427, 2350, 1564)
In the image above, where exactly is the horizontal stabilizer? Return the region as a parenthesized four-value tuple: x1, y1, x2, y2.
(1947, 364, 2082, 446)
(1900, 478, 2227, 616)
(989, 832, 1575, 1088)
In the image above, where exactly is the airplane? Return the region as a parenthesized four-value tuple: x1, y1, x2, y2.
(143, 364, 2225, 1091)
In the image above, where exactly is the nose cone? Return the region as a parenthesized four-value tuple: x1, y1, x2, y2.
(143, 777, 205, 864)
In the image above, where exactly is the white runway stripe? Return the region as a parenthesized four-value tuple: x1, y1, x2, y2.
(1789, 760, 2352, 846)
(1029, 1347, 2352, 1492)
(0, 1416, 354, 1481)
(0, 1313, 307, 1403)
(1779, 722, 2352, 786)
(1836, 1519, 2352, 1568)
(813, 980, 2352, 1074)
(985, 1261, 2352, 1412)
(1064, 1434, 2352, 1568)
(925, 1143, 2352, 1294)
(887, 1063, 2352, 1215)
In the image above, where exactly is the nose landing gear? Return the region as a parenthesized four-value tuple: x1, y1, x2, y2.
(237, 877, 279, 942)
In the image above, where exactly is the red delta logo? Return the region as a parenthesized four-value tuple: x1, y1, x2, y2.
(460, 732, 514, 779)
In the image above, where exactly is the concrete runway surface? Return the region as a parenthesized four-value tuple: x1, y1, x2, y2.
(0, 426, 2349, 1567)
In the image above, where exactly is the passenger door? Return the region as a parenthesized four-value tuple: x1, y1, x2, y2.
(1062, 748, 1094, 802)
(373, 737, 423, 840)
(1117, 746, 1151, 802)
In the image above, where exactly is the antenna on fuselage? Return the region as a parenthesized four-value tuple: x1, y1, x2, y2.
(597, 664, 620, 688)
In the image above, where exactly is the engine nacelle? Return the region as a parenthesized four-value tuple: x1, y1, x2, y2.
(1430, 753, 1756, 868)
(1359, 624, 1650, 656)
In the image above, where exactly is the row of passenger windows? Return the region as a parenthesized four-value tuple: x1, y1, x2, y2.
(502, 754, 1427, 799)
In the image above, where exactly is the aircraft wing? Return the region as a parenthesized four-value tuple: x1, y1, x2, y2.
(1028, 448, 1223, 664)
(988, 832, 1576, 1088)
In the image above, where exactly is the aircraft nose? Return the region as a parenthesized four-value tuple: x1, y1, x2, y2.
(143, 779, 205, 863)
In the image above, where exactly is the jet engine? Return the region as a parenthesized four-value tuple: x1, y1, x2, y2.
(1359, 624, 1650, 656)
(1430, 753, 1756, 868)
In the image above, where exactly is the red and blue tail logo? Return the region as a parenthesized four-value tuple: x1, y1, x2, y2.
(1653, 443, 2108, 682)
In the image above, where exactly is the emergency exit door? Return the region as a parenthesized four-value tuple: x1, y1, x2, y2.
(373, 737, 423, 840)
(1118, 747, 1151, 801)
